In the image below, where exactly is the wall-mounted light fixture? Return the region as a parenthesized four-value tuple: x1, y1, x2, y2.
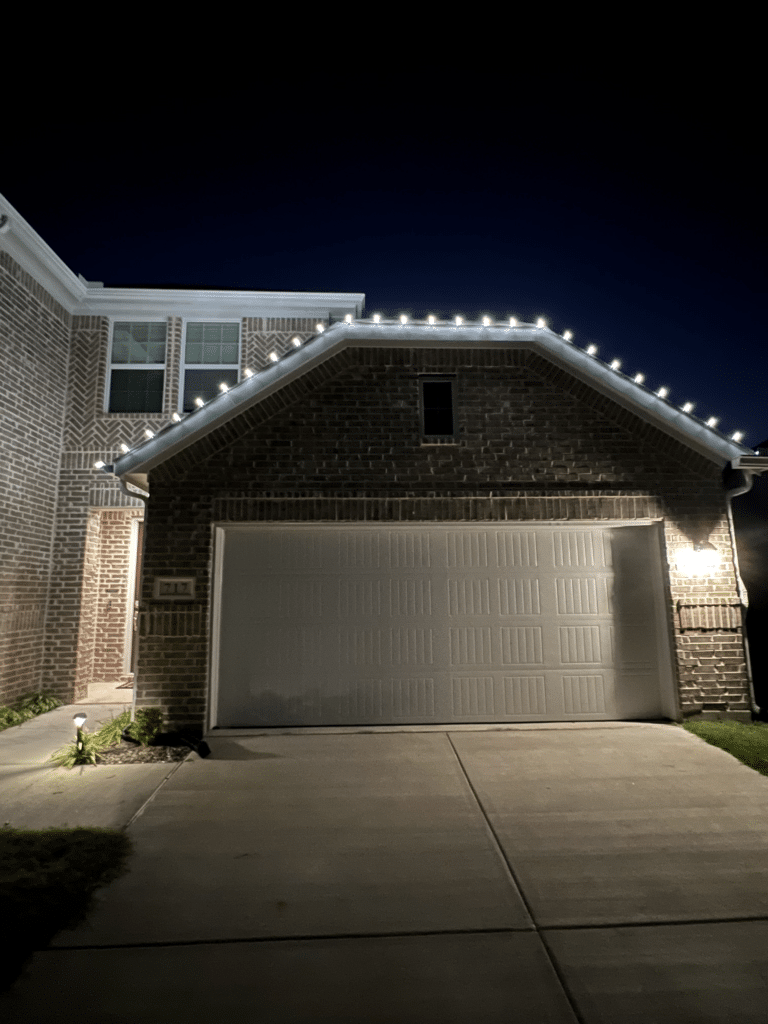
(677, 540, 720, 577)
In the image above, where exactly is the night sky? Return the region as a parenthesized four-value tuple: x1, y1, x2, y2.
(3, 66, 765, 446)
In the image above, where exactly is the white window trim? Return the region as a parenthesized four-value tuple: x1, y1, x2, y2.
(179, 317, 242, 413)
(105, 319, 168, 414)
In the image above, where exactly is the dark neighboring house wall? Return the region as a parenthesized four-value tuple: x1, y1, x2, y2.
(136, 345, 749, 731)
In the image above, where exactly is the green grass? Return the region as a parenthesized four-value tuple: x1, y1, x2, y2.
(0, 825, 134, 992)
(680, 719, 768, 777)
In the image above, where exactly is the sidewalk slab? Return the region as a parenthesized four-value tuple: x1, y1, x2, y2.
(1, 931, 579, 1024)
(545, 919, 768, 1024)
(451, 725, 768, 927)
(0, 705, 129, 766)
(50, 732, 533, 946)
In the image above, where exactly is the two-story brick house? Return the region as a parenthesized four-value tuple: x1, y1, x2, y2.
(2, 190, 766, 734)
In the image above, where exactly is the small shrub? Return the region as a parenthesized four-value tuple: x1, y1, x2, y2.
(123, 707, 163, 746)
(0, 691, 63, 733)
(95, 709, 131, 748)
(49, 728, 109, 768)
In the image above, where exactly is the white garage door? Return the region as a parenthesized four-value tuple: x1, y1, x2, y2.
(212, 524, 672, 727)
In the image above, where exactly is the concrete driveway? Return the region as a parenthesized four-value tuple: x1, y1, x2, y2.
(3, 718, 768, 1022)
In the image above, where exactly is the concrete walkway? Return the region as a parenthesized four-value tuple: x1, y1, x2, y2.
(2, 713, 768, 1021)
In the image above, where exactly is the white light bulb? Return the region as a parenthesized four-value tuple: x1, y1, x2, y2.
(563, 330, 573, 341)
(587, 344, 598, 356)
(219, 382, 230, 392)
(244, 368, 253, 377)
(482, 317, 491, 326)
(292, 337, 302, 347)
(536, 318, 546, 328)
(373, 314, 381, 323)
(195, 397, 204, 408)
(681, 402, 694, 413)
(171, 412, 181, 422)
(706, 416, 719, 428)
(657, 387, 669, 399)
(94, 460, 105, 469)
(428, 315, 436, 325)
(633, 373, 645, 384)
(344, 314, 352, 323)
(120, 443, 130, 453)
(610, 359, 621, 371)
(400, 314, 408, 324)
(144, 429, 155, 439)
(268, 351, 279, 363)
(316, 323, 325, 333)
(455, 316, 463, 325)
(509, 317, 517, 327)
(732, 431, 745, 442)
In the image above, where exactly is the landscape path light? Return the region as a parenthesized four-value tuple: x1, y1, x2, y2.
(73, 713, 87, 762)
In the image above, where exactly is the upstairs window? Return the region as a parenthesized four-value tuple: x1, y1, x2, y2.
(182, 322, 240, 412)
(420, 376, 456, 439)
(108, 322, 166, 413)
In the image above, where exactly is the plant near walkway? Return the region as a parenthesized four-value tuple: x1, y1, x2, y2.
(0, 825, 134, 992)
(48, 707, 165, 768)
(0, 692, 63, 733)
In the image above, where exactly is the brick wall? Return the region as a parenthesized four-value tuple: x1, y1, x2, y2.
(137, 346, 750, 730)
(0, 252, 70, 706)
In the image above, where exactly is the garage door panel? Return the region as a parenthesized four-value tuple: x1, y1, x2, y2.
(215, 524, 668, 727)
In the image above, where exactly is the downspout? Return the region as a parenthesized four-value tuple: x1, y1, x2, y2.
(114, 473, 149, 726)
(724, 465, 760, 717)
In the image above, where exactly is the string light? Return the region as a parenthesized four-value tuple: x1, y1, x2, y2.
(610, 359, 621, 371)
(119, 443, 130, 453)
(344, 314, 352, 323)
(509, 317, 517, 327)
(195, 397, 204, 408)
(291, 337, 302, 347)
(482, 317, 491, 326)
(144, 429, 155, 439)
(316, 323, 325, 333)
(563, 331, 573, 341)
(633, 373, 645, 384)
(681, 402, 694, 413)
(586, 344, 598, 356)
(732, 431, 745, 442)
(94, 460, 105, 469)
(268, 351, 279, 363)
(244, 368, 253, 377)
(373, 314, 381, 323)
(400, 314, 408, 324)
(536, 318, 546, 328)
(656, 387, 669, 399)
(706, 416, 719, 428)
(428, 315, 436, 325)
(455, 316, 463, 325)
(219, 382, 229, 392)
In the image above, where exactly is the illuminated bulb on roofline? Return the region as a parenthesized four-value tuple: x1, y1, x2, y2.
(656, 387, 669, 399)
(172, 412, 181, 422)
(268, 351, 279, 363)
(94, 460, 105, 469)
(563, 330, 573, 341)
(244, 368, 253, 377)
(681, 402, 694, 413)
(586, 344, 598, 356)
(536, 318, 546, 329)
(455, 316, 463, 325)
(610, 359, 621, 371)
(732, 431, 745, 442)
(292, 337, 302, 347)
(509, 317, 517, 327)
(316, 323, 324, 333)
(195, 397, 204, 408)
(633, 373, 645, 384)
(120, 443, 130, 453)
(482, 317, 491, 326)
(144, 429, 154, 439)
(344, 314, 352, 323)
(706, 416, 719, 428)
(219, 382, 229, 392)
(373, 314, 381, 323)
(400, 314, 408, 324)
(428, 315, 436, 324)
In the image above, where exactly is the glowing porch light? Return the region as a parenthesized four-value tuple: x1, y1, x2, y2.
(316, 323, 325, 333)
(706, 416, 719, 428)
(268, 351, 279, 363)
(428, 315, 436, 325)
(119, 443, 130, 453)
(732, 431, 745, 442)
(93, 460, 105, 469)
(586, 344, 598, 356)
(677, 541, 720, 577)
(144, 429, 155, 439)
(400, 314, 408, 324)
(195, 397, 204, 408)
(681, 402, 694, 413)
(563, 330, 573, 341)
(656, 387, 669, 399)
(291, 337, 302, 347)
(536, 318, 546, 328)
(633, 373, 645, 384)
(509, 317, 517, 327)
(610, 359, 621, 371)
(455, 316, 463, 325)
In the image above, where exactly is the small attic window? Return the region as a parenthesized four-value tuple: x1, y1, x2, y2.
(420, 376, 456, 439)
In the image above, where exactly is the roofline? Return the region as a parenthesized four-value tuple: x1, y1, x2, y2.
(107, 319, 755, 489)
(0, 191, 364, 320)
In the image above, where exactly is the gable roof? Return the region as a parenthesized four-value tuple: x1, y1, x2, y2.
(107, 318, 756, 491)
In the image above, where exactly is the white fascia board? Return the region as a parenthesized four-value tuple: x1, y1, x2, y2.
(111, 321, 751, 482)
(75, 288, 365, 320)
(0, 192, 86, 310)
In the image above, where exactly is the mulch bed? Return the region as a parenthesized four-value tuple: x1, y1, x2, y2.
(95, 741, 191, 765)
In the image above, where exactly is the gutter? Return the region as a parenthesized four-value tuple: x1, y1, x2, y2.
(724, 455, 768, 717)
(116, 478, 149, 727)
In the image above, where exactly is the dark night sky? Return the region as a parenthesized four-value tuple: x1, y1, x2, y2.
(3, 61, 765, 446)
